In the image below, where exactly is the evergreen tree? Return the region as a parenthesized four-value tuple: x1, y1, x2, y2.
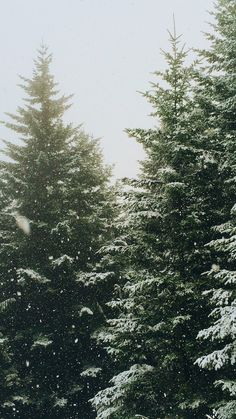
(196, 205, 236, 419)
(91, 27, 232, 418)
(0, 46, 115, 419)
(195, 1, 236, 417)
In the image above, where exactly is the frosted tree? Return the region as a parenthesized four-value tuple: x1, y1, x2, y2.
(91, 28, 229, 418)
(195, 1, 236, 417)
(196, 205, 236, 418)
(0, 46, 115, 419)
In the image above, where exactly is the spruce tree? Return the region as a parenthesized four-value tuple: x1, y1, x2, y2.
(196, 206, 236, 419)
(91, 28, 231, 418)
(195, 1, 236, 417)
(0, 46, 115, 419)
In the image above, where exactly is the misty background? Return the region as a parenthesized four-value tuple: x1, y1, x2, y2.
(0, 0, 214, 179)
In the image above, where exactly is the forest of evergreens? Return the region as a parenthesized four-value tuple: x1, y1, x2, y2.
(0, 0, 235, 418)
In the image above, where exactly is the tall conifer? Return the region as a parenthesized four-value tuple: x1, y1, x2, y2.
(0, 46, 115, 419)
(92, 27, 230, 418)
(195, 1, 236, 417)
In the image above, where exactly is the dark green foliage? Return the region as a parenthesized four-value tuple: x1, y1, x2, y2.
(1, 1, 236, 418)
(91, 21, 234, 419)
(195, 1, 236, 417)
(0, 46, 115, 419)
(196, 206, 236, 419)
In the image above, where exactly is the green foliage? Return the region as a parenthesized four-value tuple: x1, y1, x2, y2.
(92, 8, 236, 417)
(0, 46, 115, 418)
(91, 29, 226, 418)
(0, 1, 236, 418)
(194, 1, 236, 417)
(196, 210, 236, 419)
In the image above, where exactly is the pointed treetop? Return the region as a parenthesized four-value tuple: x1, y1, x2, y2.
(34, 43, 53, 72)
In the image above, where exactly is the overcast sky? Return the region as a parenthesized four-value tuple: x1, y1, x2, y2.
(0, 0, 214, 179)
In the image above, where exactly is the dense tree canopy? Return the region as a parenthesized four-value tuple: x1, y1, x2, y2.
(0, 1, 235, 418)
(195, 1, 236, 418)
(91, 5, 236, 417)
(0, 46, 115, 419)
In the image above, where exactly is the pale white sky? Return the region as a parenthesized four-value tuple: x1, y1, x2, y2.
(0, 0, 214, 179)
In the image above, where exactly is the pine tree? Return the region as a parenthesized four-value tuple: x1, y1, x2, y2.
(91, 27, 233, 418)
(0, 46, 115, 419)
(196, 205, 236, 419)
(195, 1, 236, 417)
